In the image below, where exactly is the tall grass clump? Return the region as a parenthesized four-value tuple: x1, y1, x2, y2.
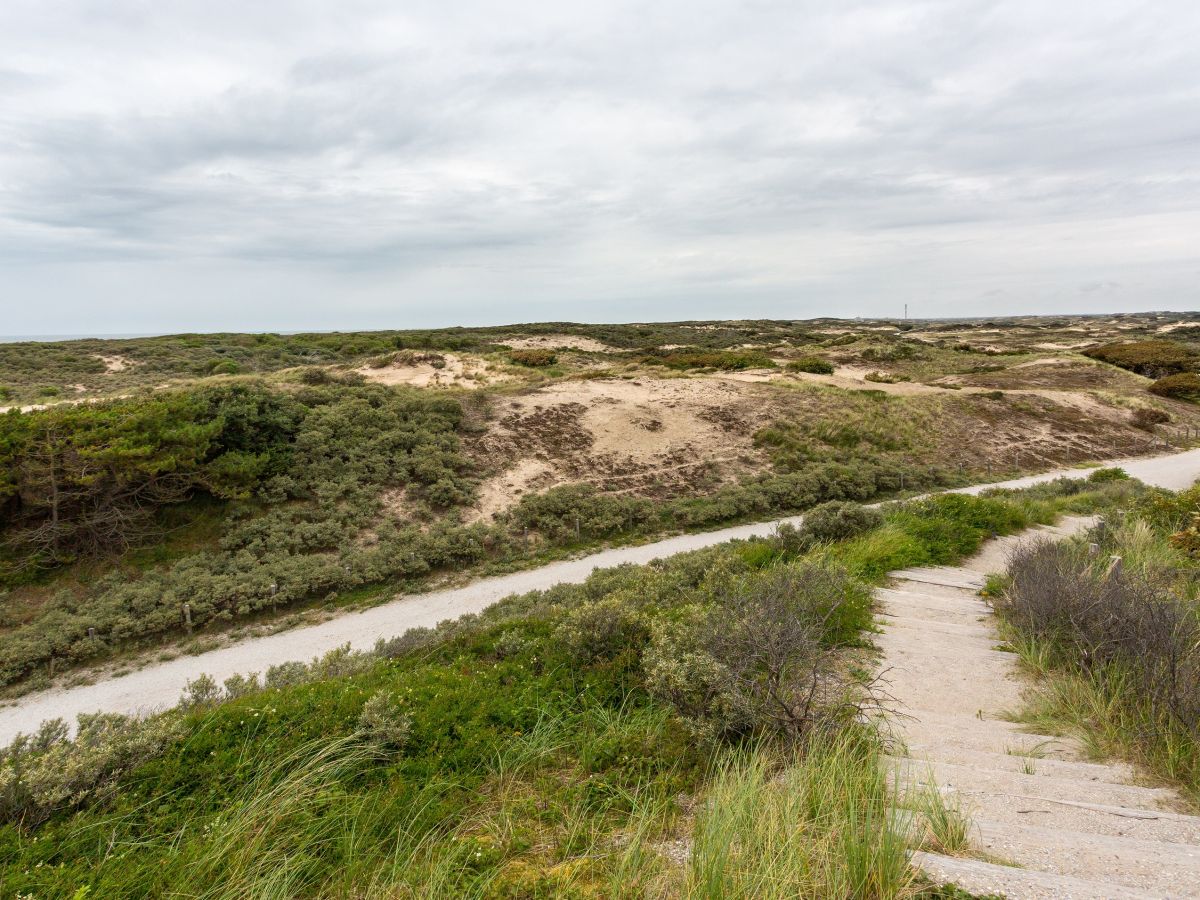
(995, 501, 1200, 799)
(687, 732, 913, 899)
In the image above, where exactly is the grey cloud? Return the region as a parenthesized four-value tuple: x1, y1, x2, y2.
(0, 0, 1197, 332)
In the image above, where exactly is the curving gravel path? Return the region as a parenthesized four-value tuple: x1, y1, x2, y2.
(2, 448, 1199, 745)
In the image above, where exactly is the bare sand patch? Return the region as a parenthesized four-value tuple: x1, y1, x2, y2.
(356, 353, 507, 389)
(501, 334, 615, 353)
(471, 458, 556, 522)
(1033, 341, 1092, 350)
(97, 355, 133, 373)
(467, 376, 771, 520)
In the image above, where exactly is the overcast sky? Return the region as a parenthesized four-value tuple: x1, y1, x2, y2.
(1, 0, 1198, 335)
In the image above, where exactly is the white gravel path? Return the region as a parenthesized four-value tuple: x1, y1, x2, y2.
(2, 448, 1198, 745)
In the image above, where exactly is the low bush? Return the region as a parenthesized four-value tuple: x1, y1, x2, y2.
(0, 712, 185, 828)
(1149, 372, 1200, 402)
(1088, 466, 1129, 483)
(786, 357, 834, 375)
(859, 341, 925, 363)
(642, 349, 776, 371)
(508, 348, 557, 367)
(997, 521, 1200, 793)
(1085, 340, 1196, 378)
(643, 562, 871, 741)
(799, 501, 884, 547)
(1131, 406, 1171, 429)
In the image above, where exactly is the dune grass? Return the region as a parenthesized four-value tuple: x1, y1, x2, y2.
(996, 502, 1200, 806)
(0, 479, 1143, 897)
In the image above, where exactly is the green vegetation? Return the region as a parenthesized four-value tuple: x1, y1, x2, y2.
(1149, 372, 1200, 402)
(996, 482, 1200, 801)
(1084, 340, 1198, 379)
(0, 479, 1137, 897)
(0, 384, 299, 574)
(508, 349, 557, 367)
(0, 371, 968, 691)
(0, 381, 478, 685)
(639, 348, 777, 371)
(786, 357, 835, 375)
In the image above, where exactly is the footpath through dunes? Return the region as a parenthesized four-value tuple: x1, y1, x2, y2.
(880, 521, 1200, 899)
(1, 448, 1200, 746)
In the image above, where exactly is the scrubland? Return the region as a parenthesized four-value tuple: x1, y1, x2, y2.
(0, 474, 1145, 897)
(1, 315, 1199, 895)
(3, 314, 1199, 694)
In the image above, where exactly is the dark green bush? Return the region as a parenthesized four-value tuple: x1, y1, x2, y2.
(1085, 340, 1196, 379)
(642, 349, 776, 371)
(801, 501, 884, 546)
(509, 349, 557, 367)
(786, 357, 834, 375)
(1148, 373, 1200, 401)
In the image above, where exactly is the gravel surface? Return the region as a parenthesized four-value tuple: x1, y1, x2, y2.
(1, 448, 1198, 745)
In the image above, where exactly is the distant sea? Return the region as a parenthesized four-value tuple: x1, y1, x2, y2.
(0, 333, 159, 343)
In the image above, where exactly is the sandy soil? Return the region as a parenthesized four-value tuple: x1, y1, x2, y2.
(468, 376, 771, 520)
(356, 353, 507, 389)
(1033, 341, 1094, 350)
(500, 335, 615, 353)
(3, 449, 1197, 745)
(97, 355, 133, 373)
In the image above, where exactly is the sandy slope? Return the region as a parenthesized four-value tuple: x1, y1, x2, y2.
(1, 449, 1198, 745)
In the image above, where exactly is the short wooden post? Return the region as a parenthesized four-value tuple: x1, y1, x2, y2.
(183, 602, 193, 632)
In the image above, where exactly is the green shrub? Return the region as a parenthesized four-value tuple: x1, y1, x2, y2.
(1148, 373, 1200, 401)
(644, 562, 870, 741)
(554, 595, 649, 667)
(642, 349, 776, 371)
(299, 366, 332, 385)
(356, 690, 412, 750)
(800, 501, 884, 546)
(208, 359, 241, 375)
(860, 341, 925, 363)
(1088, 467, 1130, 483)
(509, 348, 557, 367)
(786, 357, 834, 375)
(0, 712, 185, 827)
(1085, 340, 1196, 378)
(512, 484, 654, 540)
